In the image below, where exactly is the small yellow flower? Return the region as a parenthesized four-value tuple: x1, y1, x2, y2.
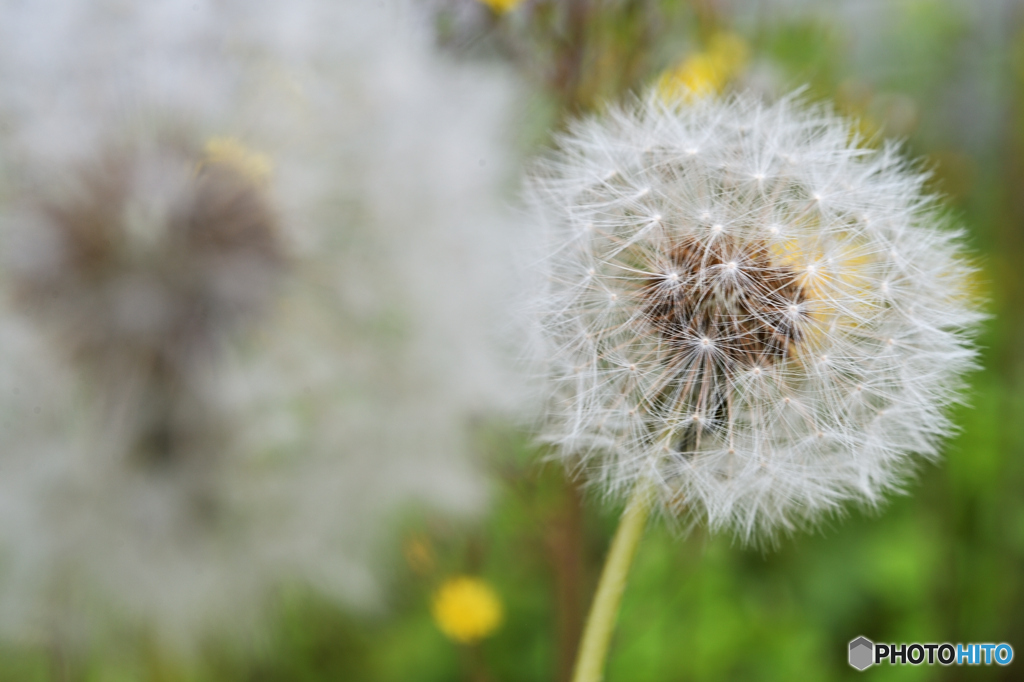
(476, 0, 523, 13)
(658, 32, 749, 102)
(431, 576, 503, 644)
(198, 137, 273, 185)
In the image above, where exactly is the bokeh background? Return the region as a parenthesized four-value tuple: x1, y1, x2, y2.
(2, 0, 1022, 680)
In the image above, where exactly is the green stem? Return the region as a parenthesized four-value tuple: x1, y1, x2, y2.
(571, 483, 653, 682)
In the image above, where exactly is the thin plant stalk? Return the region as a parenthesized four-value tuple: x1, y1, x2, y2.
(570, 483, 653, 682)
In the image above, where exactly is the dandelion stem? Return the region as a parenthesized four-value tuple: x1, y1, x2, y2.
(570, 483, 653, 682)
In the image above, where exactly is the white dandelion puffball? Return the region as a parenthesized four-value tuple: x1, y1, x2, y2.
(0, 0, 525, 647)
(528, 92, 982, 540)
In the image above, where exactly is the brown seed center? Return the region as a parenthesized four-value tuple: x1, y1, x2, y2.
(640, 236, 806, 370)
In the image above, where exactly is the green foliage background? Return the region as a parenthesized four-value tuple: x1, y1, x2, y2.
(3, 1, 1022, 680)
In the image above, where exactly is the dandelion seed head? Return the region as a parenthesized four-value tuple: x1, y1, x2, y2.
(13, 138, 284, 386)
(527, 92, 983, 542)
(0, 0, 526, 648)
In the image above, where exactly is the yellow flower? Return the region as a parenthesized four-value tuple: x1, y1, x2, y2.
(431, 576, 503, 644)
(658, 32, 749, 102)
(198, 136, 273, 184)
(770, 234, 875, 356)
(476, 0, 523, 14)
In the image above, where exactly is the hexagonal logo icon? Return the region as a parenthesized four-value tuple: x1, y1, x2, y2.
(849, 636, 874, 671)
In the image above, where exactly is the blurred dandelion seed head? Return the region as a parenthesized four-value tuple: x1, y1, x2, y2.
(14, 138, 284, 377)
(527, 92, 983, 541)
(10, 136, 285, 479)
(0, 0, 528, 648)
(431, 576, 504, 644)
